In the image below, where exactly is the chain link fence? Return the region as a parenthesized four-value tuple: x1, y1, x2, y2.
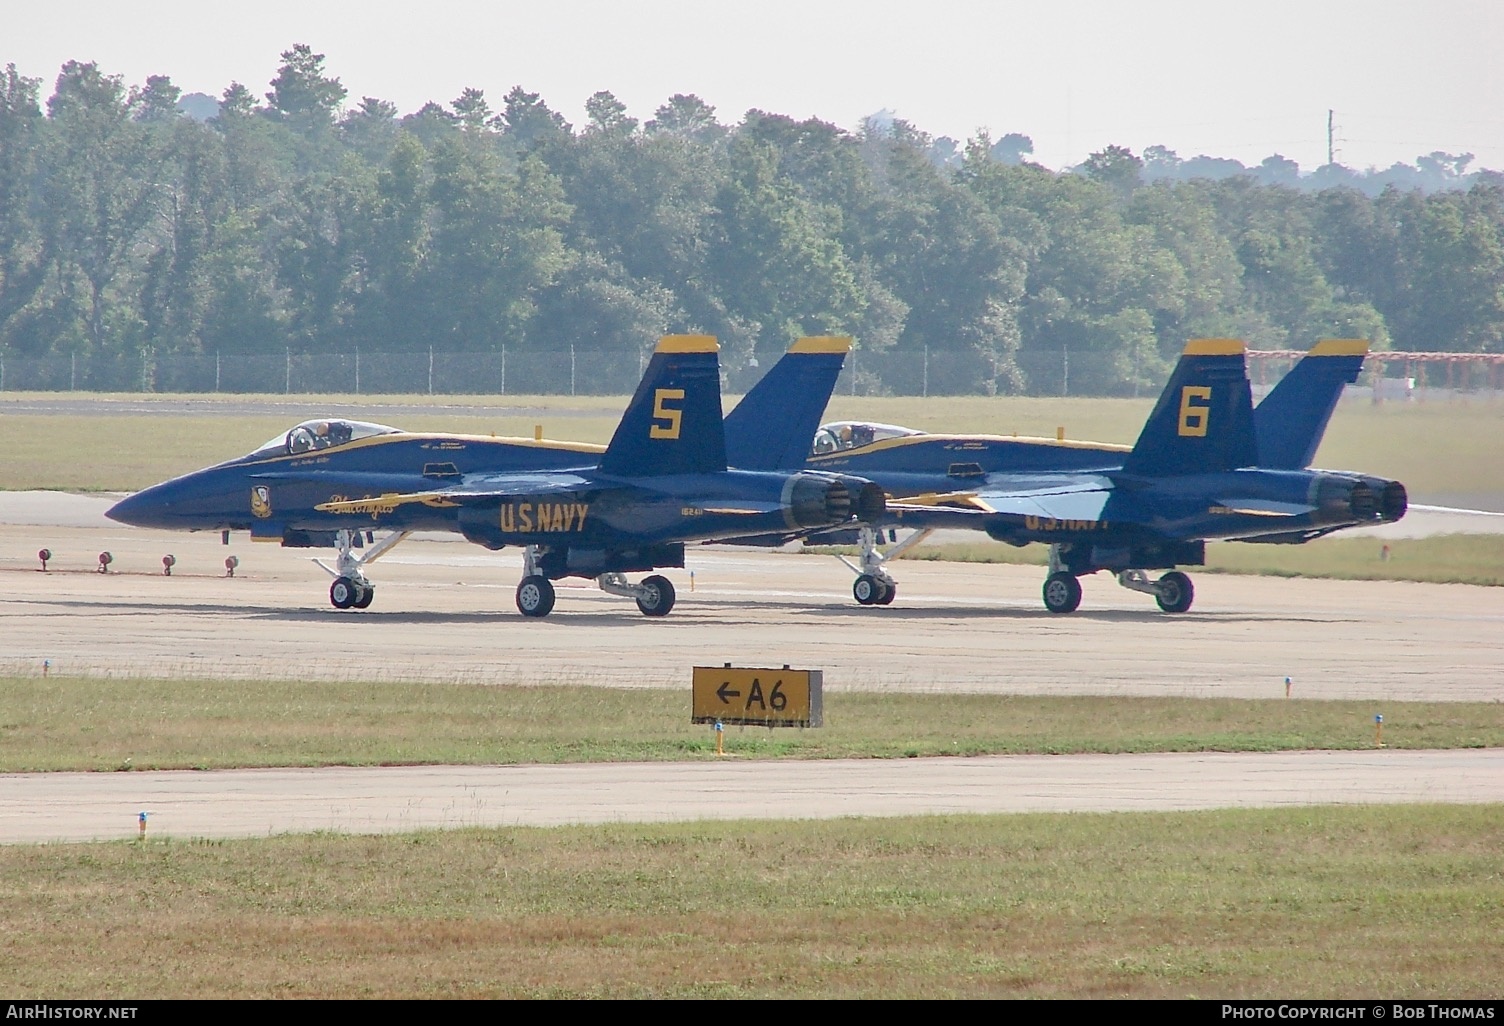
(1, 346, 1500, 399)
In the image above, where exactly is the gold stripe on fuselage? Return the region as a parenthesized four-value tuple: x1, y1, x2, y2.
(807, 432, 1130, 463)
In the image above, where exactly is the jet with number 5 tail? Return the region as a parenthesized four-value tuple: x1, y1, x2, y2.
(106, 335, 885, 617)
(787, 338, 1406, 613)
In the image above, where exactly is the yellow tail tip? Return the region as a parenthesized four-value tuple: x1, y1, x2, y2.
(655, 334, 718, 354)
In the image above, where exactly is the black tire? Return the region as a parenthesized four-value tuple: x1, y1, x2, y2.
(1042, 571, 1082, 614)
(875, 581, 896, 605)
(853, 574, 882, 605)
(330, 576, 358, 610)
(1155, 571, 1194, 613)
(636, 574, 676, 617)
(352, 583, 374, 609)
(516, 575, 555, 618)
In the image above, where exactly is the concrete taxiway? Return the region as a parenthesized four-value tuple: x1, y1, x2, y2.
(5, 750, 1503, 845)
(1, 492, 1500, 844)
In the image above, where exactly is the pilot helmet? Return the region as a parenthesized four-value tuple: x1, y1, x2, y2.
(313, 421, 330, 437)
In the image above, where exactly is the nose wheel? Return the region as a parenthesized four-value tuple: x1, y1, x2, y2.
(329, 575, 374, 610)
(315, 529, 408, 611)
(853, 573, 894, 606)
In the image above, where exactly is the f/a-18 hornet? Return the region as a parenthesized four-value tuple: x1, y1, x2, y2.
(107, 335, 884, 617)
(773, 339, 1406, 613)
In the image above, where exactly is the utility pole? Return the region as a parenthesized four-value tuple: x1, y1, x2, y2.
(1327, 109, 1335, 166)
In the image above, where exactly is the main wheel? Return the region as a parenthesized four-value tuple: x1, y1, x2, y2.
(352, 583, 374, 609)
(636, 574, 676, 617)
(1155, 571, 1194, 613)
(1042, 571, 1083, 614)
(875, 582, 897, 605)
(330, 576, 358, 609)
(853, 574, 883, 605)
(516, 575, 556, 617)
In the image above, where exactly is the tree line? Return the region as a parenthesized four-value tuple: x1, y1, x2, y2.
(2, 45, 1502, 395)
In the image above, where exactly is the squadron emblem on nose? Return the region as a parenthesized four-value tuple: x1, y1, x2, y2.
(251, 486, 272, 519)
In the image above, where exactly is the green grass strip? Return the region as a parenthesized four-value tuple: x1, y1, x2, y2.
(2, 805, 1500, 997)
(2, 677, 1499, 772)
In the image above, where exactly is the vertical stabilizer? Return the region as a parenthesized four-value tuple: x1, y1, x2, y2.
(599, 335, 727, 477)
(724, 336, 851, 470)
(1254, 339, 1368, 469)
(1120, 339, 1257, 477)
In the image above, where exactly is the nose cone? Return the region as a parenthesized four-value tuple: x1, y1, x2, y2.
(107, 474, 229, 529)
(105, 487, 171, 528)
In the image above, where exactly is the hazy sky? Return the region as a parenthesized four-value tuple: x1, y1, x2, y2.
(11, 1, 1504, 172)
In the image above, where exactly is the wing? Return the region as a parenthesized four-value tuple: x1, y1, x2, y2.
(886, 476, 1114, 530)
(313, 472, 597, 516)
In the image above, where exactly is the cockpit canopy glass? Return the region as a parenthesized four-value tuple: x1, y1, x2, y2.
(811, 420, 922, 455)
(253, 419, 403, 456)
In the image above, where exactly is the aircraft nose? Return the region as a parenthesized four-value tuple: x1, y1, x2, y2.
(105, 490, 154, 527)
(105, 486, 178, 528)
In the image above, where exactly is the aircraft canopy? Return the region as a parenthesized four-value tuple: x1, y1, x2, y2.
(254, 419, 403, 456)
(811, 420, 922, 455)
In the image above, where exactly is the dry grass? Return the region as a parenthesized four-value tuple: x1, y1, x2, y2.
(3, 678, 1500, 772)
(1, 805, 1500, 997)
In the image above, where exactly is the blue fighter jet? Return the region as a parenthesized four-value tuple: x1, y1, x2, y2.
(106, 335, 885, 617)
(741, 338, 1406, 613)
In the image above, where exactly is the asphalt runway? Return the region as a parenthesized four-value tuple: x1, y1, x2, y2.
(2, 493, 1501, 843)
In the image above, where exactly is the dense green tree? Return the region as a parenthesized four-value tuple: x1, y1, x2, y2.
(2, 48, 1501, 396)
(1080, 144, 1143, 200)
(0, 65, 46, 347)
(264, 44, 346, 132)
(451, 88, 493, 135)
(705, 140, 866, 374)
(583, 90, 637, 137)
(645, 94, 721, 142)
(420, 145, 570, 348)
(340, 97, 400, 162)
(498, 86, 570, 152)
(38, 61, 163, 358)
(859, 129, 1025, 392)
(129, 74, 182, 123)
(1388, 184, 1504, 351)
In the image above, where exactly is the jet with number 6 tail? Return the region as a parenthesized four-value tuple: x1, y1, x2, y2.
(787, 338, 1406, 613)
(106, 335, 885, 617)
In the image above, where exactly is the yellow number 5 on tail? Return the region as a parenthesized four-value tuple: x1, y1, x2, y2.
(650, 388, 684, 439)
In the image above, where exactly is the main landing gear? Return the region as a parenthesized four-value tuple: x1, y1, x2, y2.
(838, 525, 932, 607)
(1041, 545, 1196, 614)
(314, 528, 411, 611)
(513, 546, 677, 619)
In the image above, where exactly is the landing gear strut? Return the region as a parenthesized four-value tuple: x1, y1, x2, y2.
(839, 526, 930, 607)
(513, 545, 679, 618)
(1115, 568, 1195, 613)
(598, 572, 676, 617)
(314, 529, 410, 611)
(1039, 546, 1196, 614)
